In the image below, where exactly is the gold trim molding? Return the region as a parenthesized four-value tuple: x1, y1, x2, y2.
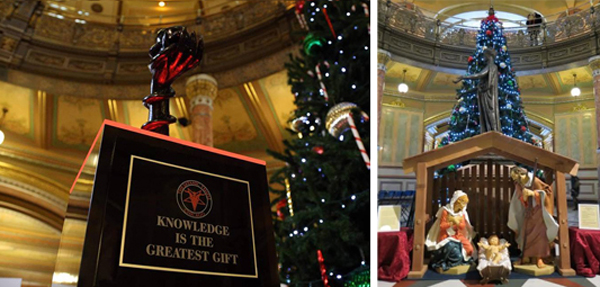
(572, 103, 593, 112)
(383, 99, 406, 108)
(0, 161, 70, 201)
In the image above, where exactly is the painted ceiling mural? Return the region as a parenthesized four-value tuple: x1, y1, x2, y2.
(517, 75, 551, 92)
(258, 70, 296, 139)
(384, 60, 595, 98)
(0, 69, 294, 158)
(54, 95, 105, 149)
(0, 81, 33, 139)
(386, 62, 421, 89)
(557, 66, 593, 93)
(430, 72, 457, 90)
(213, 87, 263, 151)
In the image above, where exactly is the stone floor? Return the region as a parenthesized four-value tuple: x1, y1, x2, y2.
(377, 202, 598, 286)
(378, 276, 600, 287)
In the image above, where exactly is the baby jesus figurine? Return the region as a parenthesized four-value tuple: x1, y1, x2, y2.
(478, 235, 510, 265)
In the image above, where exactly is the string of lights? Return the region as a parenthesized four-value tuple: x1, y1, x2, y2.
(445, 9, 534, 146)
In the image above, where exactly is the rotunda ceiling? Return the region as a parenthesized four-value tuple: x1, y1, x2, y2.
(0, 0, 298, 88)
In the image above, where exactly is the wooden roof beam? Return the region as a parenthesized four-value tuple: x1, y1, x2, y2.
(403, 132, 579, 175)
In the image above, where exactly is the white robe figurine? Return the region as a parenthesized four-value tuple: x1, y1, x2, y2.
(425, 190, 476, 262)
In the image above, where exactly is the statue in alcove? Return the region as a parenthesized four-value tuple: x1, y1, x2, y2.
(425, 190, 475, 271)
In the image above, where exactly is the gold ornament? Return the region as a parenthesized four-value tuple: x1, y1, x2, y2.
(325, 102, 366, 138)
(285, 178, 294, 217)
(290, 116, 308, 132)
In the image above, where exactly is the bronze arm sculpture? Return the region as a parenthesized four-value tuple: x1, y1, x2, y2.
(143, 26, 204, 136)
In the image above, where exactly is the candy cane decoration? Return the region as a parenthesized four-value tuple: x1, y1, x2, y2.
(315, 62, 330, 101)
(317, 250, 330, 287)
(295, 9, 308, 30)
(362, 3, 370, 18)
(352, 4, 371, 34)
(362, 3, 370, 34)
(348, 112, 370, 169)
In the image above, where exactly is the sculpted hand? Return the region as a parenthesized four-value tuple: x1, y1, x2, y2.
(446, 216, 454, 225)
(448, 215, 460, 225)
(523, 188, 535, 200)
(149, 26, 204, 90)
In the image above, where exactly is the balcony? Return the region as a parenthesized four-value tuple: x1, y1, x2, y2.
(378, 0, 600, 73)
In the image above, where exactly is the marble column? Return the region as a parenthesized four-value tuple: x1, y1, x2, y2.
(185, 74, 218, 147)
(377, 50, 391, 132)
(588, 55, 600, 203)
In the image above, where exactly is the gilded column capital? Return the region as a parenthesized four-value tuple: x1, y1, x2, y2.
(589, 56, 600, 77)
(186, 74, 218, 108)
(378, 49, 392, 71)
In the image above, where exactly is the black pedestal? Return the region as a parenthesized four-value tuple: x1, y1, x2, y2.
(54, 120, 278, 287)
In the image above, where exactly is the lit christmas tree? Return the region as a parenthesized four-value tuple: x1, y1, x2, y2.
(445, 7, 533, 146)
(268, 1, 370, 286)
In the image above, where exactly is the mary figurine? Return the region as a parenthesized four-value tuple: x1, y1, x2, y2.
(425, 190, 476, 271)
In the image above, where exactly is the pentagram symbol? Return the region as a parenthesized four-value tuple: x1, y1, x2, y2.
(176, 180, 212, 219)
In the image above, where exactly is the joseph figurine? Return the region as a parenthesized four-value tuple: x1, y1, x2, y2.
(453, 47, 500, 133)
(507, 167, 558, 268)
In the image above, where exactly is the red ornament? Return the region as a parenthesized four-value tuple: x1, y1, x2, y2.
(276, 199, 287, 220)
(486, 30, 492, 36)
(521, 126, 527, 132)
(486, 14, 499, 22)
(295, 0, 305, 13)
(317, 250, 330, 287)
(468, 56, 474, 62)
(322, 8, 336, 37)
(312, 146, 324, 154)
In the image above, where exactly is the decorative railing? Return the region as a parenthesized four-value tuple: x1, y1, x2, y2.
(379, 0, 599, 48)
(24, 0, 289, 52)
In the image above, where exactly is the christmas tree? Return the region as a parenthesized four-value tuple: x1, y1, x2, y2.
(446, 7, 533, 146)
(268, 1, 370, 286)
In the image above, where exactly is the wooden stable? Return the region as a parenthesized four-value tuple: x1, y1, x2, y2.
(403, 132, 579, 279)
(430, 161, 517, 244)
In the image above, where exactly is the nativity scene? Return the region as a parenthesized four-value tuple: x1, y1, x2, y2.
(378, 0, 600, 286)
(402, 132, 578, 282)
